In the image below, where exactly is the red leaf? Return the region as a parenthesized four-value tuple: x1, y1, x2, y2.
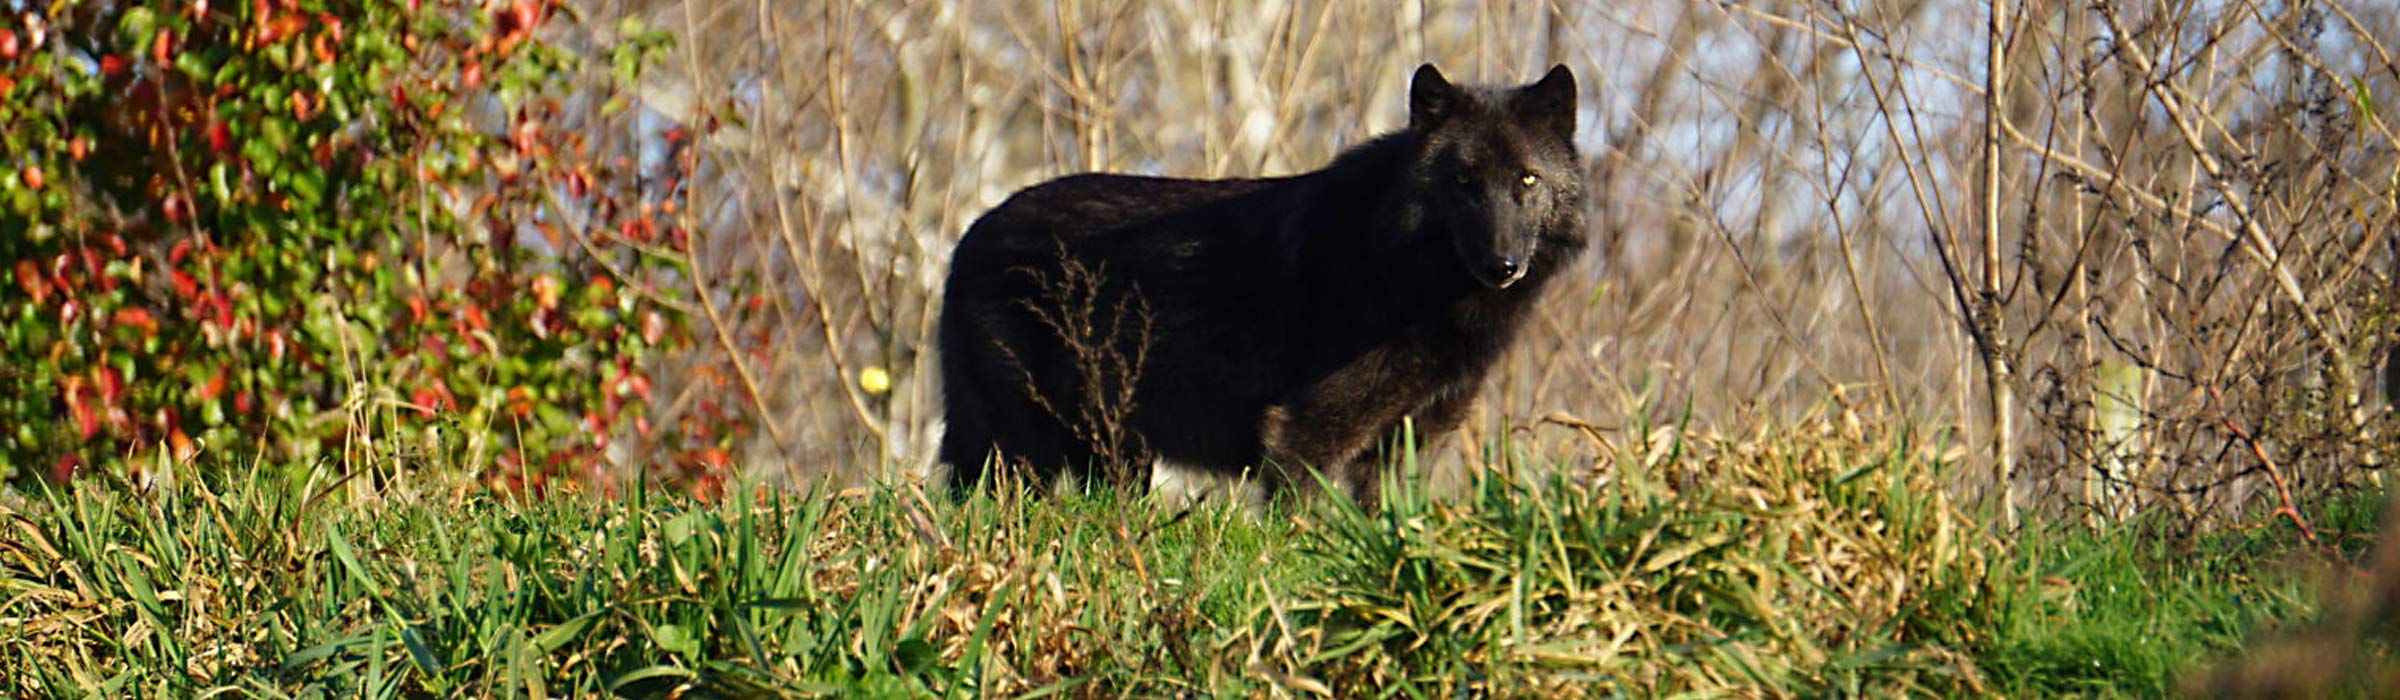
(48, 253, 71, 288)
(171, 269, 199, 301)
(65, 383, 97, 440)
(14, 260, 43, 306)
(462, 304, 489, 333)
(409, 388, 444, 415)
(509, 119, 534, 155)
(642, 310, 665, 344)
(51, 455, 82, 482)
(690, 473, 723, 502)
(509, 0, 542, 34)
(96, 366, 124, 404)
(260, 13, 307, 45)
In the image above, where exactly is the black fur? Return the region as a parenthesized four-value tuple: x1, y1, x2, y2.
(938, 64, 1587, 504)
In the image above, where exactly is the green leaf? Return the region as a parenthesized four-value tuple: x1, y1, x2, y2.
(328, 531, 382, 595)
(653, 624, 700, 657)
(401, 625, 444, 673)
(892, 639, 940, 676)
(532, 611, 604, 653)
(118, 7, 159, 47)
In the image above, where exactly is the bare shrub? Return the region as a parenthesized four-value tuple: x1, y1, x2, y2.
(554, 0, 2400, 524)
(1002, 252, 1155, 486)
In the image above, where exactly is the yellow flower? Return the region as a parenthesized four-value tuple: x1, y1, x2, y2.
(858, 366, 892, 396)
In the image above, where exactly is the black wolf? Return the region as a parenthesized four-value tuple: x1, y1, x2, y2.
(937, 64, 1587, 504)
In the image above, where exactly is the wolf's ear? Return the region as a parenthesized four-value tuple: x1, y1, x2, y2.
(1409, 64, 1460, 131)
(1520, 64, 1576, 143)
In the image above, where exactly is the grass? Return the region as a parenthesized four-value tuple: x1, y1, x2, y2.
(1981, 493, 2384, 699)
(0, 419, 2373, 698)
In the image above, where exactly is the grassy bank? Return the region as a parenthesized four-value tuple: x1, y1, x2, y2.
(0, 422, 2362, 698)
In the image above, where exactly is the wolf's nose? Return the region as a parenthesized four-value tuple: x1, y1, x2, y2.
(1482, 255, 1522, 282)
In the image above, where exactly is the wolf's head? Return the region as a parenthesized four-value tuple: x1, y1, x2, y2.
(1406, 64, 1582, 289)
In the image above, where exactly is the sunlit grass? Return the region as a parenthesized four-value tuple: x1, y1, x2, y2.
(0, 420, 2363, 698)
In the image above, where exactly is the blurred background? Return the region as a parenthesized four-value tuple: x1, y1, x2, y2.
(6, 0, 2398, 527)
(597, 0, 2400, 524)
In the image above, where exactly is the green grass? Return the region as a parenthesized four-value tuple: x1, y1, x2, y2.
(1980, 494, 2379, 699)
(0, 423, 2372, 698)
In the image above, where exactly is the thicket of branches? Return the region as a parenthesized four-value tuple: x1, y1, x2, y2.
(570, 0, 2399, 523)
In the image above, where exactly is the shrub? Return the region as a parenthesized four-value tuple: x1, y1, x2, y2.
(0, 0, 713, 490)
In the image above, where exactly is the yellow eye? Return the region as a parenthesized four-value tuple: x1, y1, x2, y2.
(1520, 172, 1540, 187)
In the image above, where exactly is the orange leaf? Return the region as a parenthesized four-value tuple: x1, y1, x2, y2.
(198, 368, 226, 401)
(114, 307, 159, 338)
(532, 274, 560, 310)
(152, 27, 173, 66)
(170, 430, 196, 463)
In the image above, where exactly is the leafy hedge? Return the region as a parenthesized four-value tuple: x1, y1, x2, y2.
(0, 1, 717, 489)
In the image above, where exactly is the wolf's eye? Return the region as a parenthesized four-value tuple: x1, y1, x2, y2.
(1519, 172, 1540, 188)
(1455, 171, 1475, 186)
